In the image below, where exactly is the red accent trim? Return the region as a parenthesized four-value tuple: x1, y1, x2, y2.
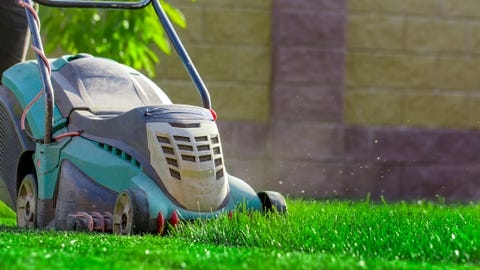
(170, 210, 179, 228)
(209, 108, 217, 121)
(157, 211, 165, 235)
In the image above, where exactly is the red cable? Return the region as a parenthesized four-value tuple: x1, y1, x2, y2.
(20, 88, 44, 131)
(54, 132, 82, 140)
(18, 1, 81, 142)
(17, 1, 40, 30)
(31, 46, 51, 74)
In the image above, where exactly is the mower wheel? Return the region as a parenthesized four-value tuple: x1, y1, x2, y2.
(258, 191, 287, 214)
(113, 189, 149, 235)
(16, 174, 38, 228)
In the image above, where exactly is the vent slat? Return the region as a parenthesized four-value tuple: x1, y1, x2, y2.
(195, 136, 208, 142)
(170, 169, 181, 180)
(200, 155, 212, 162)
(157, 136, 170, 144)
(197, 145, 210, 151)
(216, 169, 224, 180)
(162, 146, 175, 155)
(170, 122, 200, 128)
(181, 155, 196, 162)
(178, 144, 194, 151)
(166, 158, 178, 167)
(174, 135, 190, 142)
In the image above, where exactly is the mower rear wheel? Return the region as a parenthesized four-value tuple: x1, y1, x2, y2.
(113, 189, 149, 235)
(16, 174, 38, 228)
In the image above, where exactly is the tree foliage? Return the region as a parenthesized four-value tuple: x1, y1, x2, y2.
(39, 1, 188, 77)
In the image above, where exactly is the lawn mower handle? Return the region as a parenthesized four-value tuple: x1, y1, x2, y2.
(33, 0, 151, 8)
(150, 0, 212, 109)
(27, 0, 211, 143)
(32, 0, 212, 110)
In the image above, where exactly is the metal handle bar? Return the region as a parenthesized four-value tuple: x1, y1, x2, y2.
(33, 0, 151, 8)
(22, 0, 54, 143)
(151, 0, 211, 109)
(25, 0, 212, 143)
(33, 0, 212, 110)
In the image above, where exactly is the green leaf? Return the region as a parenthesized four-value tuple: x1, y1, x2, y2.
(38, 1, 190, 77)
(161, 1, 187, 29)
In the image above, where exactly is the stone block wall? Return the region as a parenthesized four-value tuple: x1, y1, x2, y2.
(346, 0, 480, 129)
(154, 0, 275, 193)
(272, 0, 346, 123)
(153, 0, 480, 202)
(344, 0, 480, 201)
(267, 0, 349, 198)
(155, 0, 272, 122)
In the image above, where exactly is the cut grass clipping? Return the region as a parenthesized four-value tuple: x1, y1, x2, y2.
(1, 199, 479, 269)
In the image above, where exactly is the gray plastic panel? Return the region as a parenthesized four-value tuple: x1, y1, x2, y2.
(51, 57, 171, 117)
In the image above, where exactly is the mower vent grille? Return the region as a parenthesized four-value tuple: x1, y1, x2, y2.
(156, 133, 225, 181)
(97, 143, 141, 168)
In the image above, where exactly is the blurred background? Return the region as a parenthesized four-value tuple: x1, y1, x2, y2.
(44, 0, 480, 202)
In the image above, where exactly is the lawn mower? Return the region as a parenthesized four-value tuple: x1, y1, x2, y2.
(0, 0, 287, 234)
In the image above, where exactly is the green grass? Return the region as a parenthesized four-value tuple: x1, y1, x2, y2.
(0, 200, 15, 226)
(1, 199, 479, 269)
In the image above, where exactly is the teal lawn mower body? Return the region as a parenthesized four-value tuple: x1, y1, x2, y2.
(0, 0, 286, 234)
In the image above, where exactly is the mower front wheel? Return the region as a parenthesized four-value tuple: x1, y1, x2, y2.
(113, 189, 150, 235)
(16, 174, 38, 228)
(258, 191, 287, 214)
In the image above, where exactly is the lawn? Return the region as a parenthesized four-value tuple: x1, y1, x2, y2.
(0, 199, 479, 269)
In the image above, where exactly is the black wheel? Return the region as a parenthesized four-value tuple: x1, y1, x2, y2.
(16, 174, 38, 228)
(113, 189, 149, 235)
(258, 191, 287, 214)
